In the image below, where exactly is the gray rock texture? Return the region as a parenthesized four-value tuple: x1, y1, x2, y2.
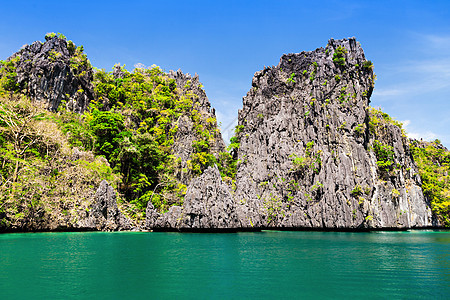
(168, 69, 216, 114)
(78, 180, 132, 231)
(232, 37, 433, 229)
(169, 70, 227, 185)
(7, 35, 94, 112)
(0, 177, 132, 233)
(146, 166, 240, 230)
(145, 37, 435, 231)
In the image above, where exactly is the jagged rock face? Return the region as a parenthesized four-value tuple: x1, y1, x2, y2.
(169, 70, 227, 185)
(144, 38, 434, 231)
(78, 180, 132, 231)
(146, 166, 240, 230)
(233, 38, 433, 229)
(168, 69, 215, 114)
(366, 116, 437, 228)
(8, 35, 94, 112)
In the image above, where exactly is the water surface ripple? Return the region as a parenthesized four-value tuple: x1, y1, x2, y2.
(1, 230, 449, 299)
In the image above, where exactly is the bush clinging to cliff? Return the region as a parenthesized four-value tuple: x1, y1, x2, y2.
(411, 139, 450, 226)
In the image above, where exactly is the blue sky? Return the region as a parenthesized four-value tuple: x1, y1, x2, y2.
(1, 0, 449, 146)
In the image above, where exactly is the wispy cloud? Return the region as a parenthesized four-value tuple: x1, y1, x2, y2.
(406, 58, 447, 78)
(419, 33, 450, 49)
(402, 119, 439, 141)
(373, 58, 450, 99)
(408, 131, 438, 141)
(215, 108, 238, 144)
(373, 33, 450, 100)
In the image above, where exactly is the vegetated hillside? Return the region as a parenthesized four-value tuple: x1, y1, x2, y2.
(88, 64, 228, 220)
(0, 33, 231, 231)
(0, 96, 124, 231)
(410, 139, 450, 226)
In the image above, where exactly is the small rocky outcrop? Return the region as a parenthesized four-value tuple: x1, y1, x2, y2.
(7, 34, 94, 112)
(78, 180, 132, 231)
(146, 166, 240, 230)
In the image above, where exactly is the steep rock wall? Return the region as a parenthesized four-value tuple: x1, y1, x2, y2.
(144, 38, 434, 231)
(77, 180, 132, 231)
(232, 38, 433, 229)
(1, 35, 437, 231)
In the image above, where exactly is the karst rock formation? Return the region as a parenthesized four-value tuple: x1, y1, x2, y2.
(146, 38, 435, 230)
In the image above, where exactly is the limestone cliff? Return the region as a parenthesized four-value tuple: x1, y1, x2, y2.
(5, 33, 94, 112)
(77, 180, 131, 231)
(235, 38, 431, 229)
(410, 139, 450, 226)
(232, 38, 433, 229)
(168, 69, 227, 186)
(0, 34, 225, 232)
(145, 38, 436, 231)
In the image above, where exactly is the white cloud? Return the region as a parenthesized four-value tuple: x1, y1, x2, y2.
(373, 57, 450, 100)
(407, 131, 438, 141)
(373, 33, 450, 100)
(402, 119, 439, 141)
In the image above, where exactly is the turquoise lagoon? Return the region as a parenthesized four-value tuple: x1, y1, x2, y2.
(1, 230, 449, 299)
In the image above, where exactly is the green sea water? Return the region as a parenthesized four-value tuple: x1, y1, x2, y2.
(0, 230, 449, 299)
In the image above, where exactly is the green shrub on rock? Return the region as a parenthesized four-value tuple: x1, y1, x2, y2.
(411, 140, 450, 226)
(333, 46, 347, 66)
